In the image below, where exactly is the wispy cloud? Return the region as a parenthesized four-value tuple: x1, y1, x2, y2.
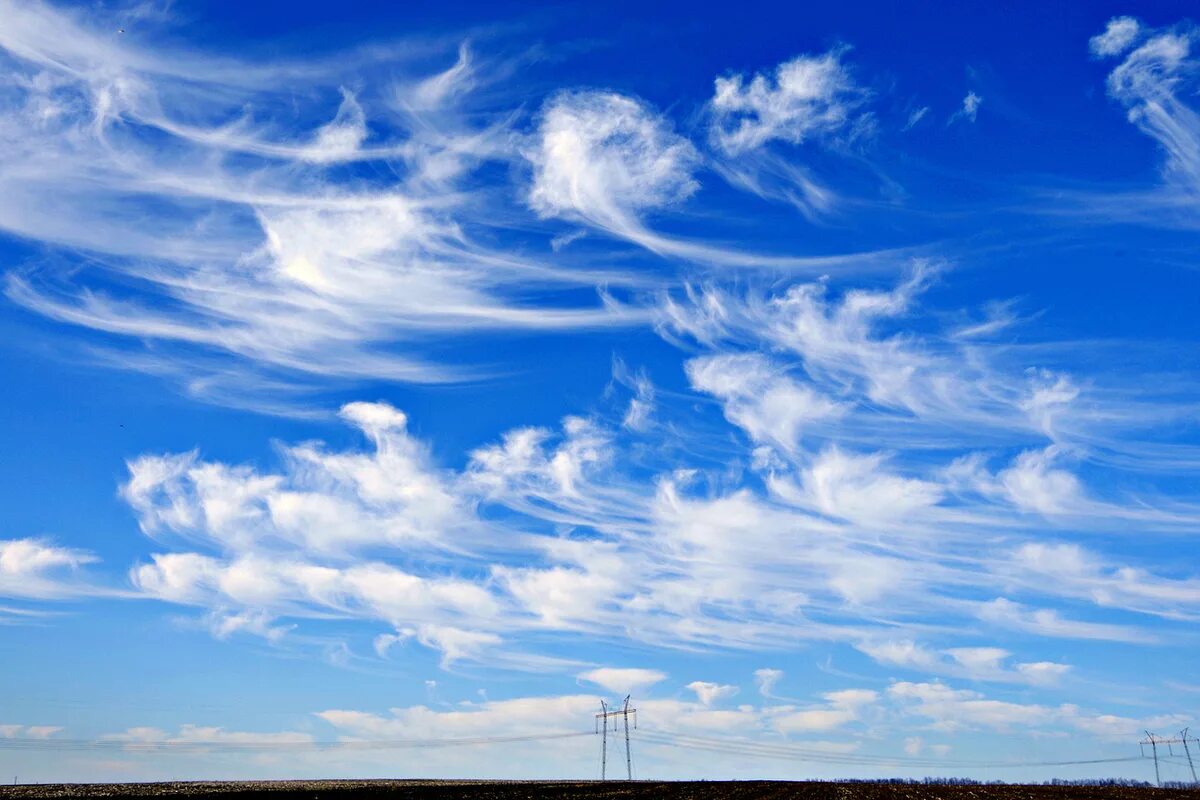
(949, 91, 982, 124)
(1067, 16, 1200, 227)
(705, 49, 872, 219)
(0, 1, 650, 408)
(708, 48, 865, 155)
(0, 538, 98, 599)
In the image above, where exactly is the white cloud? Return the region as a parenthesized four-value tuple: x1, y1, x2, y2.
(889, 681, 1183, 738)
(121, 401, 464, 554)
(858, 640, 1071, 686)
(106, 360, 1200, 668)
(317, 694, 599, 740)
(65, 686, 1171, 780)
(1015, 661, 1072, 686)
(613, 359, 657, 432)
(0, 724, 61, 739)
(976, 598, 1155, 644)
(856, 640, 942, 672)
(1021, 370, 1080, 439)
(903, 107, 929, 131)
(686, 681, 739, 706)
(104, 724, 312, 748)
(132, 553, 500, 631)
(1007, 542, 1200, 619)
(709, 49, 863, 154)
(662, 265, 975, 421)
(824, 688, 878, 707)
(0, 538, 97, 599)
(998, 447, 1084, 514)
(405, 43, 475, 111)
(770, 689, 876, 734)
(0, 5, 645, 408)
(685, 353, 841, 452)
(577, 667, 667, 696)
(527, 90, 699, 240)
(754, 668, 783, 698)
(704, 49, 869, 219)
(1095, 21, 1200, 222)
(776, 446, 943, 525)
(414, 625, 503, 667)
(951, 91, 982, 124)
(888, 681, 1054, 731)
(773, 707, 858, 733)
(1090, 17, 1142, 57)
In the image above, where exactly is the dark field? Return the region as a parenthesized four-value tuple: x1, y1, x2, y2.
(2, 782, 1199, 800)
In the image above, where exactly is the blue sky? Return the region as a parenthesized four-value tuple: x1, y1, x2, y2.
(2, 0, 1200, 784)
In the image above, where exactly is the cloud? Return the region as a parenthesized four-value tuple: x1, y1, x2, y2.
(130, 551, 503, 653)
(404, 43, 476, 111)
(0, 724, 61, 739)
(1090, 17, 1142, 57)
(976, 598, 1155, 644)
(888, 681, 1054, 732)
(1107, 30, 1198, 185)
(527, 90, 699, 240)
(950, 91, 982, 124)
(103, 724, 313, 748)
(0, 4, 647, 408)
(997, 446, 1085, 514)
(857, 640, 1071, 686)
(775, 446, 943, 525)
(702, 49, 874, 219)
(0, 538, 97, 599)
(754, 668, 783, 698)
(40, 682, 1168, 780)
(662, 265, 979, 422)
(107, 329, 1200, 667)
(577, 667, 667, 696)
(685, 353, 841, 452)
(414, 625, 503, 667)
(903, 106, 930, 131)
(889, 681, 1183, 738)
(318, 694, 599, 740)
(121, 401, 464, 554)
(708, 49, 864, 155)
(1006, 542, 1200, 619)
(1086, 19, 1200, 226)
(613, 358, 657, 432)
(686, 681, 739, 706)
(4, 6, 1200, 779)
(770, 689, 876, 735)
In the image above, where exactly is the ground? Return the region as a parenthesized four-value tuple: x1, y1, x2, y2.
(1, 781, 1199, 800)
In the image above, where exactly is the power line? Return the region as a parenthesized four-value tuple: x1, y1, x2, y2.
(0, 721, 1163, 777)
(635, 729, 1146, 770)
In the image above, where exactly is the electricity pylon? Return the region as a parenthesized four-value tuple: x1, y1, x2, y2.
(596, 695, 638, 780)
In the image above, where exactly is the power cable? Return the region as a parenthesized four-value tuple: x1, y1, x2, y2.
(634, 729, 1146, 770)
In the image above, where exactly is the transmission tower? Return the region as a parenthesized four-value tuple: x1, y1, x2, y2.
(595, 695, 637, 780)
(1140, 730, 1200, 786)
(1180, 728, 1199, 784)
(596, 700, 608, 780)
(1137, 734, 1195, 786)
(1142, 732, 1162, 787)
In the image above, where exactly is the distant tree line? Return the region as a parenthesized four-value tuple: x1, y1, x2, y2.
(819, 777, 1170, 788)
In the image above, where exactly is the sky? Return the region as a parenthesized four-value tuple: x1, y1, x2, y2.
(1, 0, 1200, 785)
